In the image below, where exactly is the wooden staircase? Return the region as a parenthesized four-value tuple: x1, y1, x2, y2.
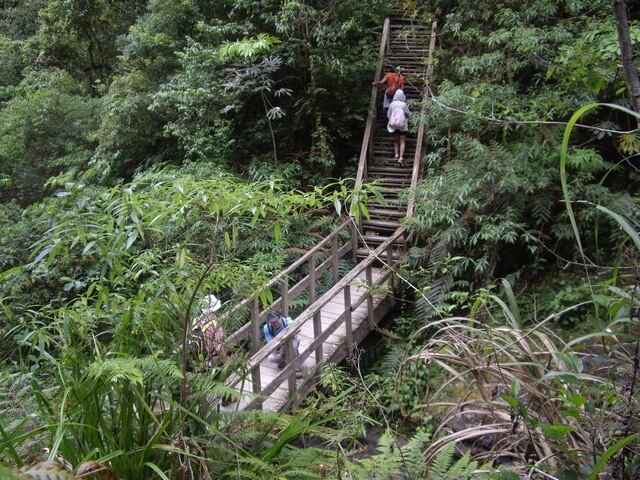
(212, 14, 438, 413)
(356, 15, 436, 260)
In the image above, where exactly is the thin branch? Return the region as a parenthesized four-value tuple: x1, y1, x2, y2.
(425, 85, 639, 134)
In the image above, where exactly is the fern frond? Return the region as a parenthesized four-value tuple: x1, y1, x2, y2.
(376, 326, 403, 341)
(344, 428, 431, 479)
(529, 195, 553, 226)
(429, 441, 456, 478)
(398, 428, 431, 478)
(376, 340, 406, 376)
(447, 451, 479, 479)
(87, 356, 182, 385)
(0, 371, 53, 460)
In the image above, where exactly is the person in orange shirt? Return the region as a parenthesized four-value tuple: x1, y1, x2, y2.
(373, 66, 405, 109)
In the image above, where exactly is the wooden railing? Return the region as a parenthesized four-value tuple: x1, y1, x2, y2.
(406, 21, 437, 218)
(354, 18, 390, 192)
(221, 219, 358, 352)
(223, 226, 406, 410)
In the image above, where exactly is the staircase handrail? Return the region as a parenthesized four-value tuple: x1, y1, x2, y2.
(355, 18, 390, 191)
(406, 21, 437, 218)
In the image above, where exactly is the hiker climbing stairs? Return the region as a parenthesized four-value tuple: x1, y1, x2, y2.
(216, 13, 436, 414)
(357, 14, 435, 260)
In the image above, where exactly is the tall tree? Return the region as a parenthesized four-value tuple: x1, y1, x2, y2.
(0, 68, 100, 205)
(38, 0, 147, 89)
(612, 0, 640, 118)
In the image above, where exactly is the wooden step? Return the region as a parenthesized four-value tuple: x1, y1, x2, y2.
(367, 195, 407, 207)
(369, 165, 412, 174)
(366, 175, 410, 184)
(371, 157, 416, 165)
(372, 149, 417, 159)
(366, 207, 405, 219)
(361, 219, 402, 232)
(367, 204, 406, 213)
(359, 235, 407, 249)
(366, 187, 406, 199)
(367, 179, 411, 188)
(369, 186, 407, 197)
(371, 149, 416, 158)
(366, 197, 405, 209)
(368, 177, 408, 185)
(367, 176, 412, 187)
(356, 247, 402, 263)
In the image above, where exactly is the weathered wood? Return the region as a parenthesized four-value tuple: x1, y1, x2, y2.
(407, 21, 437, 218)
(215, 14, 433, 413)
(220, 229, 404, 412)
(355, 18, 390, 192)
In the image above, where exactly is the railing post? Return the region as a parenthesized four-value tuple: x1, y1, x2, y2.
(281, 277, 290, 317)
(251, 297, 262, 397)
(350, 221, 359, 263)
(251, 297, 261, 354)
(366, 265, 374, 326)
(313, 310, 323, 367)
(331, 235, 339, 283)
(344, 285, 353, 355)
(285, 336, 297, 398)
(308, 253, 316, 305)
(386, 241, 395, 290)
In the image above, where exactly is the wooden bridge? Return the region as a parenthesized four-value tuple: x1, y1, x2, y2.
(216, 13, 437, 412)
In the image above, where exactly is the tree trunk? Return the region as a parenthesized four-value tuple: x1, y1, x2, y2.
(612, 0, 640, 121)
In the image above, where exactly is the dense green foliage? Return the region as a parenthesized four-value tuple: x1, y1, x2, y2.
(1, 0, 640, 478)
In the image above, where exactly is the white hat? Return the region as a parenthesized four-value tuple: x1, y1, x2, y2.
(201, 294, 221, 314)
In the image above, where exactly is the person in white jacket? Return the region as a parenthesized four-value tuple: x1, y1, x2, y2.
(387, 89, 411, 167)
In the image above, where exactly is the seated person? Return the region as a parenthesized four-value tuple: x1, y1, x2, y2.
(263, 310, 302, 378)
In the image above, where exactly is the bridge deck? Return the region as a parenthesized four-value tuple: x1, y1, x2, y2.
(221, 267, 389, 412)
